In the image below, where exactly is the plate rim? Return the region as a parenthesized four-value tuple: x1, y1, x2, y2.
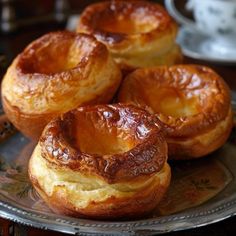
(0, 187, 236, 235)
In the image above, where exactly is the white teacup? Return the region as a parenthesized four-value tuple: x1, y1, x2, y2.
(165, 0, 236, 55)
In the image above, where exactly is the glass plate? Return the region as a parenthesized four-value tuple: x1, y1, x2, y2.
(0, 107, 236, 235)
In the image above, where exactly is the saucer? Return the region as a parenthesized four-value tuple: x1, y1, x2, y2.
(177, 27, 236, 65)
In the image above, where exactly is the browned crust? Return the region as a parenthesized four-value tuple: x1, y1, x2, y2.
(77, 1, 180, 71)
(77, 0, 177, 46)
(118, 65, 233, 158)
(2, 96, 58, 139)
(118, 65, 231, 138)
(15, 31, 108, 85)
(168, 112, 233, 159)
(116, 44, 183, 77)
(4, 31, 109, 102)
(39, 104, 167, 183)
(1, 31, 122, 139)
(29, 160, 171, 220)
(2, 74, 121, 140)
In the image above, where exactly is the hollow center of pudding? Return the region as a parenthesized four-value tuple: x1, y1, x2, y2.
(70, 111, 138, 156)
(146, 87, 199, 118)
(96, 8, 158, 34)
(19, 37, 93, 74)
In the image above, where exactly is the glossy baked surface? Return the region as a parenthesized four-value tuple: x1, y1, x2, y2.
(29, 104, 170, 219)
(77, 1, 182, 71)
(1, 31, 121, 139)
(0, 125, 236, 234)
(118, 65, 233, 159)
(39, 104, 167, 181)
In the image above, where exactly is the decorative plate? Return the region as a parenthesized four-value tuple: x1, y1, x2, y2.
(0, 104, 236, 235)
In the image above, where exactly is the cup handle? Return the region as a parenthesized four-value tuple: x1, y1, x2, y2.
(164, 0, 196, 28)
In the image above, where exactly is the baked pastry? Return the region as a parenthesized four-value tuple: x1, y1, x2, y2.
(77, 0, 182, 73)
(29, 104, 171, 219)
(118, 65, 233, 159)
(1, 31, 121, 139)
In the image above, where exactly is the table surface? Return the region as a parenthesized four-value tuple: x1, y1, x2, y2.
(0, 11, 236, 236)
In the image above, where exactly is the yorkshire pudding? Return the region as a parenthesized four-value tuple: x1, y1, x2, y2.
(1, 31, 121, 139)
(118, 65, 233, 159)
(77, 0, 182, 72)
(29, 104, 171, 219)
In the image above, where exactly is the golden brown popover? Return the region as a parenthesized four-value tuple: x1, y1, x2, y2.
(77, 0, 182, 73)
(1, 31, 121, 139)
(118, 65, 233, 159)
(29, 104, 171, 219)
